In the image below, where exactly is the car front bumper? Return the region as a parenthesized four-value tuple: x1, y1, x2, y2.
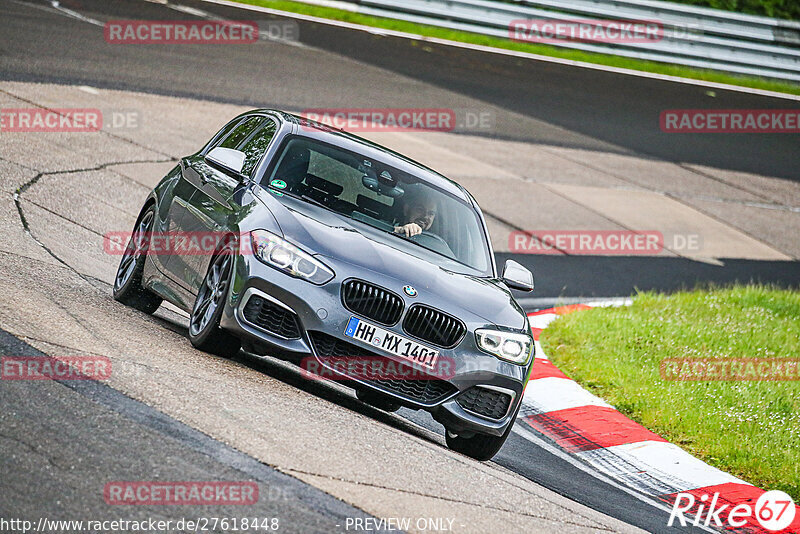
(219, 253, 531, 437)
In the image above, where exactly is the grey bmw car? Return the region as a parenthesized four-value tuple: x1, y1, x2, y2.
(113, 110, 535, 460)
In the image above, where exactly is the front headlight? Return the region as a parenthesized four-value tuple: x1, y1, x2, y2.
(250, 230, 334, 285)
(475, 329, 533, 365)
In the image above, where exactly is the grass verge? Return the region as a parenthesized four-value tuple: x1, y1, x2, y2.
(539, 286, 800, 500)
(231, 0, 800, 96)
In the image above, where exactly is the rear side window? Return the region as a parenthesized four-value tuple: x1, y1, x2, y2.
(210, 116, 278, 178)
(239, 119, 277, 176)
(206, 117, 244, 151)
(219, 116, 264, 150)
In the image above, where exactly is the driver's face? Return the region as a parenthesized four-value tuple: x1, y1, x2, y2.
(405, 200, 437, 231)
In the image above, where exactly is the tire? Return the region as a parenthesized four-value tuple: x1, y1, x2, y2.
(113, 206, 163, 314)
(188, 241, 241, 359)
(356, 389, 401, 412)
(445, 402, 521, 461)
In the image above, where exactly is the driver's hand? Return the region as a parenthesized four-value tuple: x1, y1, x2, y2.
(394, 223, 423, 237)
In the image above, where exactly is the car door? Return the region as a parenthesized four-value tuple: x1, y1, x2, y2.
(159, 116, 247, 284)
(178, 115, 278, 293)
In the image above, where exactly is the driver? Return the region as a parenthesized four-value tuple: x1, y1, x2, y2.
(393, 191, 437, 238)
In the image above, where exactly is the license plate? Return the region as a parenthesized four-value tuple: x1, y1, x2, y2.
(344, 317, 439, 370)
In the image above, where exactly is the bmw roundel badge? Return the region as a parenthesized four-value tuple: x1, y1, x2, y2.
(403, 285, 417, 297)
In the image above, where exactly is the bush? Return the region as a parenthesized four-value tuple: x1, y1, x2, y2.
(673, 0, 800, 21)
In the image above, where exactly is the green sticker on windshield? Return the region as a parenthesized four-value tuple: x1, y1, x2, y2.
(270, 179, 287, 189)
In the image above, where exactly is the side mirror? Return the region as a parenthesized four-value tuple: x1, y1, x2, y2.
(502, 259, 534, 292)
(205, 147, 246, 177)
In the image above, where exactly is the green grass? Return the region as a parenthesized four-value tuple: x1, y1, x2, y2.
(539, 286, 800, 500)
(498, 0, 799, 20)
(669, 0, 800, 21)
(234, 0, 800, 96)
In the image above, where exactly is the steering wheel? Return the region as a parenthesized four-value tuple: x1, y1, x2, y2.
(410, 231, 453, 257)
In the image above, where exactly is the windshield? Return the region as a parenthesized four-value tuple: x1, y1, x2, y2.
(264, 136, 492, 274)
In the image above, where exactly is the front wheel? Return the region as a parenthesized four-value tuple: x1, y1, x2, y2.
(113, 206, 163, 314)
(445, 402, 521, 461)
(188, 242, 241, 358)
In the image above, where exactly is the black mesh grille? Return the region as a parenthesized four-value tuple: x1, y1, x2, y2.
(402, 305, 466, 348)
(457, 387, 512, 420)
(342, 280, 404, 326)
(308, 331, 457, 405)
(242, 295, 301, 339)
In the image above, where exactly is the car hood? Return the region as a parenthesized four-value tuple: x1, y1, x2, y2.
(255, 189, 527, 330)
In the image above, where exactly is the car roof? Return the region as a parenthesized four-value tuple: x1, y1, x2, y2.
(250, 109, 471, 203)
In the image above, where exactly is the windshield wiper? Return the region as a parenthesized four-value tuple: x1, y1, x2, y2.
(299, 194, 329, 210)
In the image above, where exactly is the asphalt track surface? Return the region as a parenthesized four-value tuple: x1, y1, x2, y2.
(3, 0, 798, 179)
(0, 0, 797, 532)
(0, 330, 383, 532)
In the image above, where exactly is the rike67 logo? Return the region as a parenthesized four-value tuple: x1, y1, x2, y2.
(669, 490, 797, 532)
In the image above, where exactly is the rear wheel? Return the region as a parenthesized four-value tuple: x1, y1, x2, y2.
(188, 242, 241, 358)
(445, 402, 521, 461)
(113, 206, 162, 314)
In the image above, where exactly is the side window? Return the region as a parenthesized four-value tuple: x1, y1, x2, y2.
(219, 116, 264, 150)
(239, 119, 277, 177)
(206, 118, 244, 151)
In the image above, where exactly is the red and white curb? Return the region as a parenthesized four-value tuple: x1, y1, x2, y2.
(517, 302, 800, 533)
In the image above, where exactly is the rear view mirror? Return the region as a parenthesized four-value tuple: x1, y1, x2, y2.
(362, 173, 404, 198)
(205, 147, 246, 177)
(502, 260, 534, 292)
